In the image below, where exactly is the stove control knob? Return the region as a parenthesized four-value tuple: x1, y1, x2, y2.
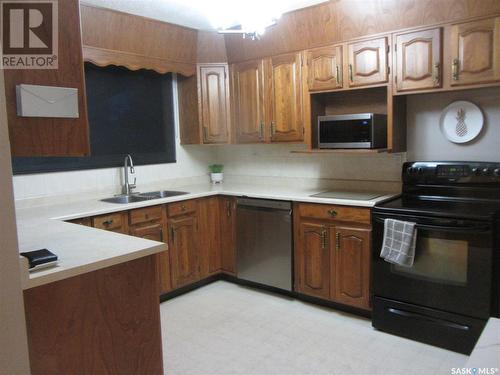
(472, 167, 481, 176)
(417, 167, 424, 175)
(482, 168, 492, 176)
(494, 168, 500, 177)
(407, 167, 414, 175)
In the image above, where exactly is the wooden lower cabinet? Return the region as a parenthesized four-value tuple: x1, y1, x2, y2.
(168, 214, 200, 289)
(296, 221, 330, 299)
(331, 226, 371, 309)
(219, 196, 237, 274)
(198, 197, 222, 277)
(294, 203, 372, 310)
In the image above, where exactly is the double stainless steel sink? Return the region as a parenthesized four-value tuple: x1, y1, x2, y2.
(101, 190, 188, 204)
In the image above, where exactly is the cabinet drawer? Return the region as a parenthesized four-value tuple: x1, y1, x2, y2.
(297, 203, 371, 224)
(129, 206, 163, 226)
(93, 212, 126, 231)
(167, 200, 197, 217)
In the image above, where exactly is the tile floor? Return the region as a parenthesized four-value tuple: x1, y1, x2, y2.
(160, 281, 467, 375)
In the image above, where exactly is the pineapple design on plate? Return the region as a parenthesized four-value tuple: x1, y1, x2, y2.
(440, 100, 483, 144)
(455, 108, 468, 137)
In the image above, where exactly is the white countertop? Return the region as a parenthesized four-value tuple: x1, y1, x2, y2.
(16, 182, 398, 290)
(466, 318, 500, 370)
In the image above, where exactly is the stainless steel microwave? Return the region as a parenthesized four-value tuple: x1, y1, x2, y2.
(317, 113, 387, 149)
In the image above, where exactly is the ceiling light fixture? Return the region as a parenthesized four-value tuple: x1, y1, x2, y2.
(199, 0, 283, 40)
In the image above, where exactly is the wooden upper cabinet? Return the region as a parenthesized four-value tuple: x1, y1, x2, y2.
(332, 226, 371, 310)
(306, 45, 343, 91)
(450, 17, 500, 86)
(168, 215, 199, 289)
(232, 60, 266, 143)
(296, 221, 330, 300)
(266, 53, 304, 142)
(347, 37, 388, 87)
(395, 28, 442, 92)
(198, 64, 231, 144)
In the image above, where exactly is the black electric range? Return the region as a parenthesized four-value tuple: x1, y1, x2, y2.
(371, 161, 500, 354)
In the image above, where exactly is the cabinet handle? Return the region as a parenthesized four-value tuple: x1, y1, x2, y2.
(336, 232, 341, 251)
(103, 219, 113, 226)
(321, 229, 327, 249)
(270, 122, 275, 138)
(328, 209, 337, 217)
(203, 126, 208, 141)
(432, 62, 440, 85)
(348, 64, 353, 82)
(226, 201, 231, 217)
(181, 204, 186, 211)
(335, 65, 340, 84)
(259, 122, 264, 140)
(159, 228, 164, 242)
(170, 226, 175, 242)
(452, 59, 459, 81)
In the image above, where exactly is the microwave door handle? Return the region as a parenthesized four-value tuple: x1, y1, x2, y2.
(374, 217, 490, 232)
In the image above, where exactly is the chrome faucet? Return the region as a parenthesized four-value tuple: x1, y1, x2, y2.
(122, 154, 137, 195)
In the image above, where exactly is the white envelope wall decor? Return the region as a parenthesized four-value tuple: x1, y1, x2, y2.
(16, 84, 79, 118)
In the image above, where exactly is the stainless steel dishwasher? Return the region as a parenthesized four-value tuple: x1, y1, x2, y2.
(236, 198, 292, 291)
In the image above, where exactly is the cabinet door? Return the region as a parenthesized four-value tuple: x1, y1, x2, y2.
(267, 53, 304, 142)
(296, 221, 330, 299)
(169, 215, 199, 289)
(347, 37, 388, 87)
(306, 45, 343, 91)
(332, 226, 371, 309)
(232, 60, 266, 143)
(130, 221, 171, 294)
(198, 64, 231, 144)
(219, 196, 237, 274)
(198, 197, 221, 277)
(450, 17, 500, 86)
(395, 28, 442, 91)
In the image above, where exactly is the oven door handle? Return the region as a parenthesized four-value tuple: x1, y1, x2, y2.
(374, 217, 490, 232)
(387, 308, 470, 331)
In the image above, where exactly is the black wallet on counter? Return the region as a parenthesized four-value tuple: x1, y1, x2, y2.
(20, 249, 58, 270)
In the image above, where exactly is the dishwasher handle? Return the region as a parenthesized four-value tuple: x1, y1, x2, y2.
(237, 204, 292, 216)
(236, 198, 292, 212)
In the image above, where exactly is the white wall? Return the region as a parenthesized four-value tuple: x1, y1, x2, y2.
(215, 144, 405, 190)
(0, 69, 31, 374)
(407, 86, 500, 162)
(13, 76, 217, 201)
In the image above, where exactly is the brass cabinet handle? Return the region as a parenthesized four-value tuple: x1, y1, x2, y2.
(103, 219, 114, 226)
(348, 64, 353, 82)
(226, 201, 231, 217)
(336, 232, 341, 251)
(159, 228, 164, 242)
(328, 209, 337, 217)
(321, 229, 327, 249)
(181, 204, 186, 211)
(259, 122, 264, 140)
(335, 65, 340, 84)
(432, 62, 440, 85)
(270, 122, 275, 138)
(203, 126, 208, 141)
(452, 59, 459, 81)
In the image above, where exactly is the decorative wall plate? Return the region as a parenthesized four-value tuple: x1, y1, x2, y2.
(439, 100, 484, 144)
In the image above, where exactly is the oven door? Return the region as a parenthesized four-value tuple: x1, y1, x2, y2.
(372, 212, 492, 319)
